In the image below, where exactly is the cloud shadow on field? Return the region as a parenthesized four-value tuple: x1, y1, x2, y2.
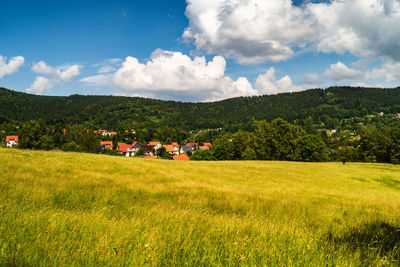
(326, 221, 400, 264)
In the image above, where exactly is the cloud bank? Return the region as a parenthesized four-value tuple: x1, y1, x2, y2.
(82, 49, 316, 101)
(184, 0, 400, 64)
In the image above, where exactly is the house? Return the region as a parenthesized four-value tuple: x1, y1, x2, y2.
(171, 142, 180, 154)
(149, 141, 162, 150)
(143, 145, 155, 156)
(6, 136, 18, 147)
(108, 132, 117, 136)
(132, 141, 141, 153)
(199, 146, 209, 150)
(100, 141, 113, 149)
(96, 130, 108, 136)
(180, 145, 194, 154)
(173, 154, 190, 161)
(187, 142, 198, 149)
(171, 142, 179, 148)
(203, 142, 212, 147)
(119, 144, 134, 157)
(163, 145, 178, 155)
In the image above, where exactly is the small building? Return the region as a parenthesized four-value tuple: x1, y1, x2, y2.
(100, 141, 113, 149)
(203, 142, 212, 147)
(163, 145, 178, 155)
(173, 154, 190, 161)
(199, 146, 209, 150)
(6, 136, 18, 147)
(149, 141, 162, 150)
(119, 144, 134, 157)
(143, 145, 155, 156)
(180, 145, 194, 154)
(96, 130, 108, 136)
(132, 141, 141, 153)
(187, 142, 198, 149)
(171, 142, 179, 148)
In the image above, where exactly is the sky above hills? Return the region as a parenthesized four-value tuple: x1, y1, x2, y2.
(1, 0, 400, 102)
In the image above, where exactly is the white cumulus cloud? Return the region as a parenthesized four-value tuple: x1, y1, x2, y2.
(26, 76, 54, 95)
(82, 49, 257, 101)
(27, 61, 81, 95)
(324, 62, 364, 81)
(31, 61, 80, 82)
(255, 67, 303, 95)
(0, 55, 25, 79)
(184, 0, 400, 64)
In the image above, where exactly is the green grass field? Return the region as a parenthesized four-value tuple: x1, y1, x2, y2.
(1, 148, 400, 266)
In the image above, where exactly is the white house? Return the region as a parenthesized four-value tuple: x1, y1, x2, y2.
(6, 136, 19, 147)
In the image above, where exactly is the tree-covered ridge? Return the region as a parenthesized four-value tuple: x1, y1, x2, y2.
(1, 86, 400, 131)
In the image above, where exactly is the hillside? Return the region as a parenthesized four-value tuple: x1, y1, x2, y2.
(1, 148, 399, 265)
(1, 86, 400, 131)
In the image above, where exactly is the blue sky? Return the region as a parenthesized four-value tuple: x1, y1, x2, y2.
(1, 0, 399, 101)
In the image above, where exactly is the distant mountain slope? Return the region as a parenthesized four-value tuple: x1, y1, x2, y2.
(1, 86, 400, 130)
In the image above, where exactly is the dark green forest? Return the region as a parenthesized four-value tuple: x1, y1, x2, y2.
(1, 86, 400, 132)
(1, 86, 400, 163)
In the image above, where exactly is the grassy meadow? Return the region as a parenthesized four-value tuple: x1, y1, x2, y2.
(1, 148, 400, 266)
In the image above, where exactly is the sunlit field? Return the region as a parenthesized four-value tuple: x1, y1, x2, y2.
(1, 148, 399, 265)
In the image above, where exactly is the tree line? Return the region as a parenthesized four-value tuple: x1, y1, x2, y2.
(192, 119, 400, 164)
(2, 118, 400, 164)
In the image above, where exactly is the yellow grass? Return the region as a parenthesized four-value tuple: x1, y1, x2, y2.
(1, 148, 399, 265)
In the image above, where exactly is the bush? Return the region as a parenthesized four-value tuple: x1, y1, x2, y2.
(62, 142, 82, 152)
(191, 149, 213, 161)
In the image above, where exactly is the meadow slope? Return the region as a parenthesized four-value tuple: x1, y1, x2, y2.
(1, 148, 400, 266)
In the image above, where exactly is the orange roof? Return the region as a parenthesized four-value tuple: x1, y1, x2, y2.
(100, 141, 113, 146)
(171, 142, 179, 147)
(203, 142, 212, 147)
(149, 141, 160, 146)
(173, 154, 190, 161)
(163, 145, 175, 152)
(109, 132, 117, 135)
(119, 144, 132, 152)
(6, 136, 18, 142)
(187, 142, 198, 148)
(144, 156, 155, 159)
(199, 146, 209, 150)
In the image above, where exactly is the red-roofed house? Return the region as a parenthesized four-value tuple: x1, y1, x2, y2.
(109, 132, 117, 135)
(149, 141, 162, 150)
(6, 136, 18, 147)
(187, 142, 198, 149)
(203, 142, 212, 147)
(163, 145, 178, 155)
(171, 142, 179, 147)
(119, 144, 134, 157)
(199, 146, 209, 150)
(173, 154, 190, 161)
(100, 141, 113, 149)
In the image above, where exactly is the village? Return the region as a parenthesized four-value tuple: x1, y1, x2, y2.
(4, 130, 213, 161)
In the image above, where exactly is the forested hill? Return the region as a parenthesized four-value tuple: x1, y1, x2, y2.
(1, 86, 400, 131)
